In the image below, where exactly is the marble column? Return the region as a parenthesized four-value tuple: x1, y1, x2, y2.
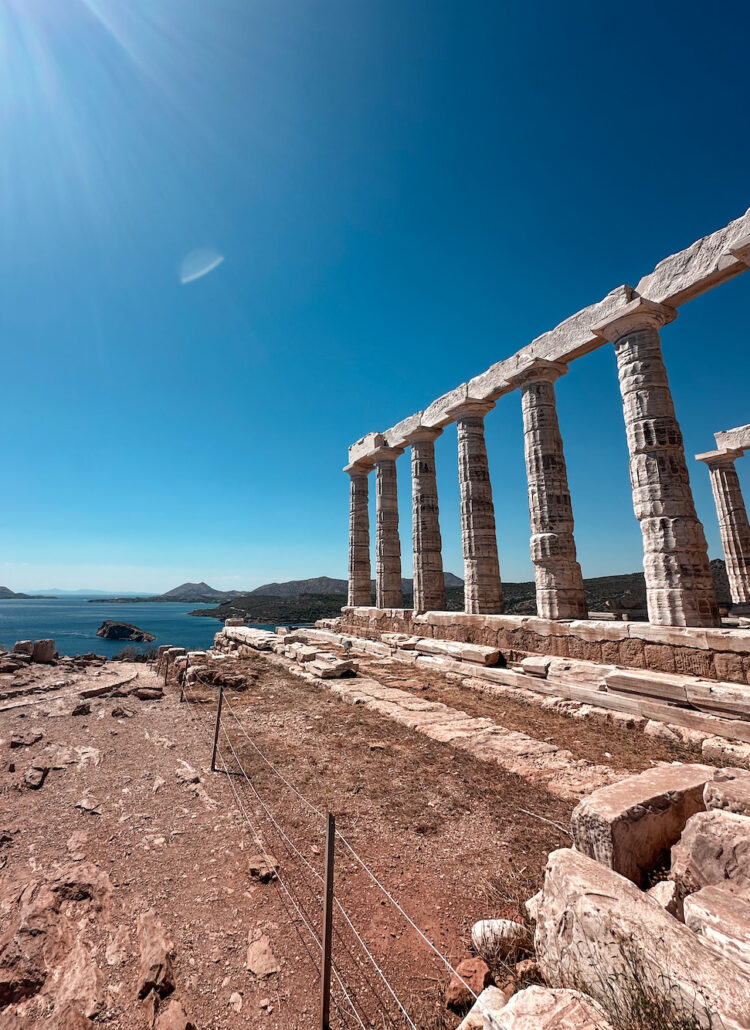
(448, 400, 503, 613)
(594, 297, 720, 628)
(373, 447, 404, 609)
(516, 360, 587, 620)
(696, 448, 750, 612)
(345, 463, 372, 607)
(408, 427, 446, 613)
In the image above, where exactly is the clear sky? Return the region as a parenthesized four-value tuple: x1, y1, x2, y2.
(1, 0, 749, 592)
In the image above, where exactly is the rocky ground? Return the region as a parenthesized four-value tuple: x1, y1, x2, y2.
(0, 644, 723, 1028)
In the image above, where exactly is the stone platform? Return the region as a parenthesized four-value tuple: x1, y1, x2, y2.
(339, 607, 750, 686)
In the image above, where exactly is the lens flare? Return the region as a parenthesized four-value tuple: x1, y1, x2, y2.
(179, 248, 224, 284)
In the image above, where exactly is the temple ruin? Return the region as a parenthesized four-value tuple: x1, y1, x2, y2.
(344, 209, 750, 636)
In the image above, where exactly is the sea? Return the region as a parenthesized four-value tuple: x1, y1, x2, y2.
(0, 597, 275, 659)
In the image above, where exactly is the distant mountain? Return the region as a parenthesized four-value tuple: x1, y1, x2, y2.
(0, 586, 52, 599)
(249, 573, 465, 597)
(160, 582, 234, 600)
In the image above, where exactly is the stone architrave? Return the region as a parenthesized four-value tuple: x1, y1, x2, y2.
(514, 360, 587, 620)
(406, 427, 446, 613)
(344, 462, 372, 607)
(593, 297, 720, 628)
(696, 448, 750, 613)
(373, 445, 404, 609)
(446, 398, 504, 614)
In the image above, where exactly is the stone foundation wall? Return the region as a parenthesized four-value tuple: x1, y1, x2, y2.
(338, 607, 750, 686)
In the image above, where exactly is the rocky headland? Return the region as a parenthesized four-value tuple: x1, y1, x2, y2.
(96, 621, 156, 642)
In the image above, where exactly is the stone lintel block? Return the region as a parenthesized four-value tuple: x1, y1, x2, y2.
(467, 363, 513, 403)
(636, 207, 750, 307)
(684, 884, 750, 971)
(343, 459, 373, 475)
(716, 423, 750, 453)
(348, 431, 384, 465)
(383, 411, 426, 450)
(507, 357, 569, 389)
(535, 848, 750, 1030)
(570, 763, 714, 885)
(421, 384, 470, 429)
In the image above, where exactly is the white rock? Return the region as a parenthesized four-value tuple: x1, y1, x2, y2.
(645, 879, 681, 919)
(684, 884, 750, 969)
(471, 919, 531, 958)
(493, 985, 613, 1029)
(456, 985, 509, 1029)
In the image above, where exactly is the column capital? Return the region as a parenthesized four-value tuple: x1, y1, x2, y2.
(404, 425, 443, 445)
(695, 447, 744, 468)
(343, 460, 373, 476)
(371, 444, 404, 463)
(591, 295, 677, 342)
(444, 397, 495, 420)
(510, 359, 568, 389)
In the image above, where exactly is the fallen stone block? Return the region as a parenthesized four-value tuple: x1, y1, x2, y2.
(645, 878, 682, 919)
(10, 731, 43, 748)
(296, 646, 319, 663)
(535, 848, 750, 1030)
(414, 638, 500, 666)
(246, 933, 279, 977)
(493, 985, 613, 1030)
(704, 767, 750, 816)
(456, 985, 509, 1029)
(32, 639, 56, 663)
(686, 681, 750, 720)
(137, 910, 175, 999)
(671, 809, 750, 896)
(520, 655, 552, 678)
(684, 884, 750, 969)
(308, 657, 357, 679)
(13, 640, 34, 655)
(605, 668, 687, 704)
(571, 763, 714, 884)
(471, 919, 532, 958)
(248, 854, 279, 883)
(703, 736, 750, 768)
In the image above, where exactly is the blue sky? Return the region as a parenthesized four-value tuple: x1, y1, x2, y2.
(1, 0, 749, 592)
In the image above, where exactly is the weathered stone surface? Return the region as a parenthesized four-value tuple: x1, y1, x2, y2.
(445, 957, 491, 1013)
(704, 767, 750, 815)
(308, 656, 357, 679)
(471, 919, 531, 958)
(248, 853, 279, 883)
(246, 933, 279, 977)
(222, 627, 276, 651)
(515, 361, 587, 620)
(696, 449, 750, 607)
(408, 427, 446, 613)
(32, 639, 55, 663)
(346, 466, 372, 607)
(716, 423, 750, 453)
(570, 763, 714, 885)
(520, 655, 551, 677)
(154, 998, 197, 1030)
(452, 401, 504, 615)
(596, 300, 719, 628)
(414, 638, 500, 666)
(13, 640, 34, 655)
(456, 985, 509, 1029)
(684, 884, 750, 969)
(374, 450, 403, 609)
(535, 848, 750, 1030)
(493, 985, 613, 1030)
(645, 878, 681, 918)
(703, 736, 750, 768)
(671, 809, 750, 895)
(137, 910, 174, 999)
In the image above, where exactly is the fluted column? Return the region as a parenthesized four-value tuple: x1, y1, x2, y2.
(447, 400, 503, 613)
(407, 427, 446, 613)
(515, 360, 587, 620)
(373, 447, 403, 609)
(696, 448, 750, 612)
(594, 297, 720, 627)
(345, 463, 372, 607)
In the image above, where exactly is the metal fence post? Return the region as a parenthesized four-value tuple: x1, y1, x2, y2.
(180, 654, 189, 703)
(211, 684, 224, 772)
(319, 812, 335, 1030)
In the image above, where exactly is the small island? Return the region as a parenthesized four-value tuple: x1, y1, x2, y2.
(96, 620, 156, 642)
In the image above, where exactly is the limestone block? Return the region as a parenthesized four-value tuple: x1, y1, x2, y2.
(686, 681, 750, 719)
(520, 656, 551, 678)
(535, 848, 750, 1030)
(32, 639, 55, 663)
(455, 985, 509, 1030)
(704, 767, 750, 816)
(684, 884, 750, 969)
(493, 986, 613, 1030)
(671, 810, 750, 895)
(414, 638, 500, 666)
(703, 737, 750, 768)
(223, 627, 277, 651)
(295, 646, 319, 663)
(716, 423, 750, 452)
(646, 878, 682, 918)
(14, 640, 34, 655)
(381, 633, 419, 649)
(308, 657, 357, 679)
(604, 668, 687, 703)
(570, 763, 714, 885)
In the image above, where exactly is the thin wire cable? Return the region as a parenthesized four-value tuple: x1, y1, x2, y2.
(221, 711, 406, 1029)
(220, 687, 477, 1002)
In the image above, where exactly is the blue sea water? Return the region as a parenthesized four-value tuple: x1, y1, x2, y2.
(0, 597, 274, 658)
